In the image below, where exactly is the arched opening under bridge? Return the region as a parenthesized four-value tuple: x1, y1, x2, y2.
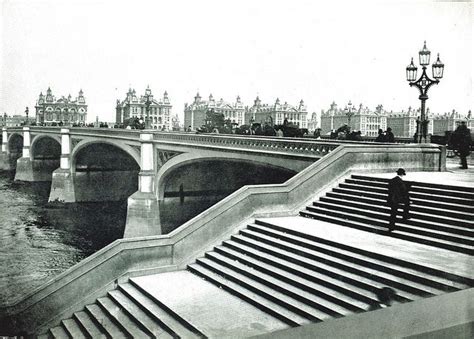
(159, 158, 297, 233)
(7, 134, 23, 169)
(30, 136, 61, 181)
(73, 143, 140, 202)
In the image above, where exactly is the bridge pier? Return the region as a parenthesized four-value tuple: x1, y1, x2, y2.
(14, 127, 36, 181)
(0, 127, 11, 170)
(49, 129, 76, 202)
(124, 133, 162, 238)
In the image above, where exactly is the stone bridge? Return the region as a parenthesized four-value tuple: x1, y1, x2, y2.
(0, 127, 340, 237)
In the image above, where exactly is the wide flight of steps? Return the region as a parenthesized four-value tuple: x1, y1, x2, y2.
(300, 175, 474, 255)
(39, 175, 474, 338)
(41, 218, 474, 338)
(188, 219, 473, 328)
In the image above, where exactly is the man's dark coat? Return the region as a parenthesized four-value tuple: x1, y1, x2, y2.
(387, 176, 410, 205)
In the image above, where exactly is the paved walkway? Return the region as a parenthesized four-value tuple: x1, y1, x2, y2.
(354, 154, 474, 188)
(133, 271, 289, 338)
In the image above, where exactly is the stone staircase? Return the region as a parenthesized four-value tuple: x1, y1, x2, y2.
(39, 278, 206, 339)
(301, 174, 474, 255)
(39, 175, 474, 338)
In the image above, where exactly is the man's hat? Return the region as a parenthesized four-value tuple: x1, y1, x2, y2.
(396, 168, 406, 176)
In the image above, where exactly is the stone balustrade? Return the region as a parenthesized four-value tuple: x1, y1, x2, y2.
(152, 132, 341, 157)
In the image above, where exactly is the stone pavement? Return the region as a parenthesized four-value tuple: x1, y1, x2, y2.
(357, 153, 474, 188)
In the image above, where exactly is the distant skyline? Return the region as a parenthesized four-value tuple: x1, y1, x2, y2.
(1, 0, 472, 122)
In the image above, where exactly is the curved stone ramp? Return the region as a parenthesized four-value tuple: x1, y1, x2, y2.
(300, 174, 474, 255)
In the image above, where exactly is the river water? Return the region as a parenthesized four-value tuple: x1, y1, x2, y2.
(0, 170, 221, 306)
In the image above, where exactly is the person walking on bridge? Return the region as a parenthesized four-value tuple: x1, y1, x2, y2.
(451, 121, 472, 169)
(387, 168, 410, 232)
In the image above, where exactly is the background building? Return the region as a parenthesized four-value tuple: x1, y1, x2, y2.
(431, 110, 472, 135)
(116, 87, 172, 130)
(321, 101, 388, 136)
(2, 114, 35, 127)
(35, 87, 87, 126)
(247, 97, 308, 128)
(321, 102, 473, 138)
(184, 93, 245, 130)
(386, 106, 419, 138)
(306, 112, 319, 132)
(171, 114, 181, 131)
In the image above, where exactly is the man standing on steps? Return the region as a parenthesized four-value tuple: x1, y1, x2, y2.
(387, 168, 410, 231)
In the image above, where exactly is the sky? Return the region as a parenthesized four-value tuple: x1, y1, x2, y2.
(0, 0, 472, 123)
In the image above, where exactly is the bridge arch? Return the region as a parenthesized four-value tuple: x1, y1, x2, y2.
(156, 152, 297, 200)
(8, 132, 23, 157)
(6, 133, 23, 170)
(70, 139, 140, 171)
(7, 133, 23, 153)
(30, 135, 61, 160)
(70, 140, 141, 202)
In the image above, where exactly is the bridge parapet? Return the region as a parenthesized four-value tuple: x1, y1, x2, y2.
(5, 127, 352, 158)
(152, 132, 341, 157)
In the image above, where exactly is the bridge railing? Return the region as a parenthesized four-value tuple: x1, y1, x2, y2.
(152, 132, 343, 157)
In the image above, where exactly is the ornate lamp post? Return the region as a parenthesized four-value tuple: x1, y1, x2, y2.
(345, 100, 354, 130)
(406, 41, 444, 143)
(25, 107, 29, 126)
(144, 86, 153, 129)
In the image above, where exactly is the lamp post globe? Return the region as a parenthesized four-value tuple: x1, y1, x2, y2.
(432, 54, 445, 79)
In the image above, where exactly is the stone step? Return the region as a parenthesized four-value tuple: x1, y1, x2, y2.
(307, 202, 474, 242)
(187, 262, 307, 327)
(332, 187, 474, 213)
(303, 204, 474, 246)
(61, 319, 86, 339)
(84, 304, 127, 339)
(318, 196, 474, 232)
(118, 282, 201, 338)
(234, 231, 416, 301)
(237, 228, 443, 299)
(325, 191, 474, 220)
(73, 311, 107, 338)
(97, 296, 150, 338)
(195, 257, 325, 322)
(205, 250, 349, 318)
(351, 175, 474, 193)
(304, 205, 464, 242)
(249, 221, 471, 290)
(345, 178, 474, 200)
(339, 183, 473, 206)
(49, 325, 69, 339)
(107, 289, 172, 338)
(300, 209, 474, 255)
(215, 242, 373, 310)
